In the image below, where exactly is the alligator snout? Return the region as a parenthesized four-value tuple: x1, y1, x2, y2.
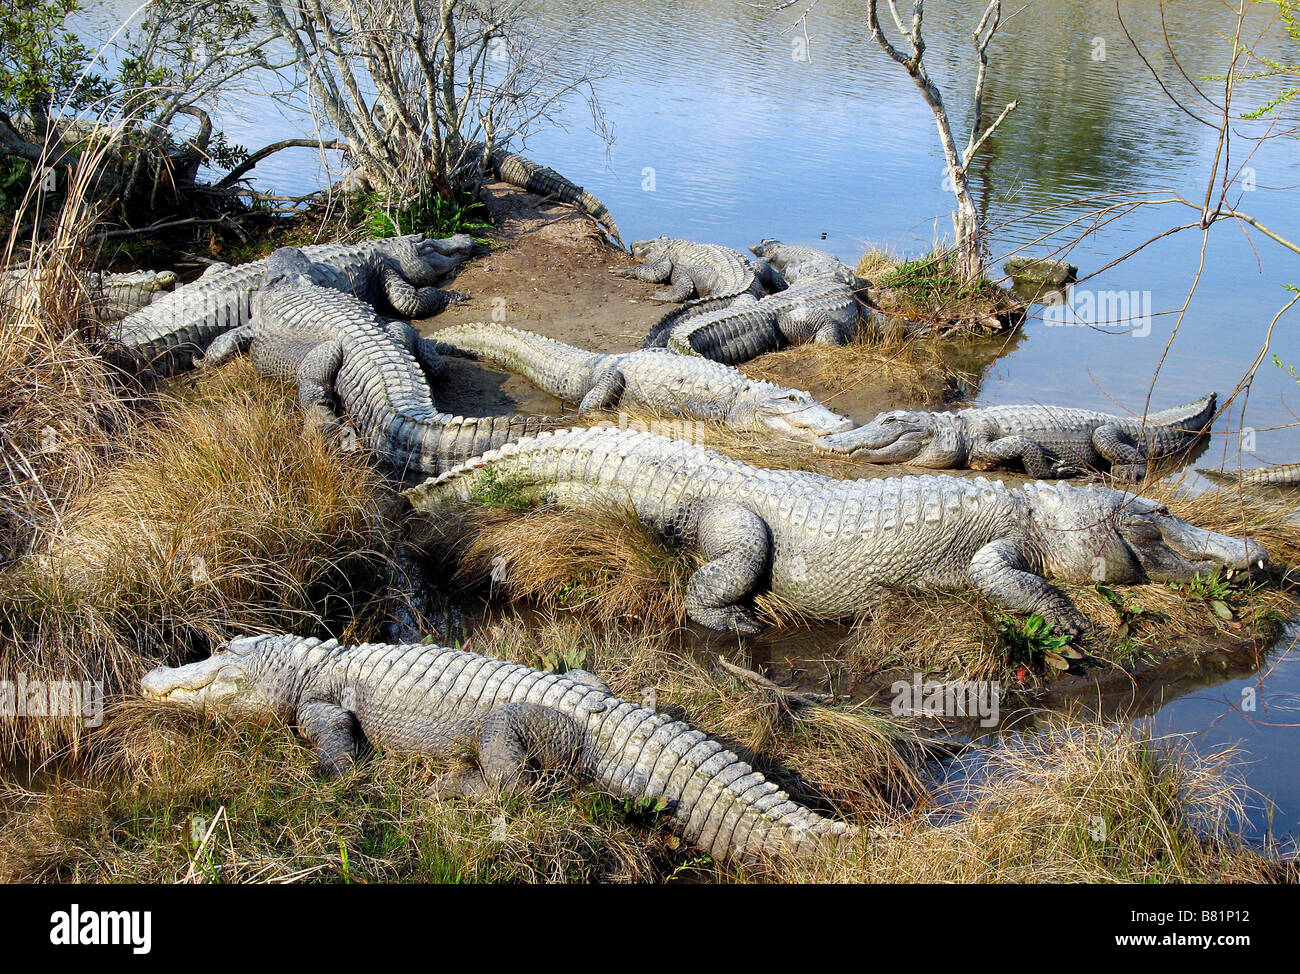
(818, 422, 922, 457)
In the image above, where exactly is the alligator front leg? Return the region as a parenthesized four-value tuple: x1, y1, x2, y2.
(651, 269, 700, 304)
(686, 503, 770, 635)
(437, 702, 586, 797)
(969, 435, 1074, 478)
(613, 259, 672, 283)
(968, 538, 1088, 635)
(297, 700, 359, 778)
(198, 321, 257, 369)
(1093, 424, 1147, 481)
(577, 367, 626, 413)
(295, 339, 345, 434)
(381, 266, 468, 318)
(386, 321, 447, 380)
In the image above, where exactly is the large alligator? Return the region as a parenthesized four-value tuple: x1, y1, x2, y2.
(661, 276, 867, 364)
(1202, 462, 1300, 488)
(472, 144, 623, 249)
(432, 322, 857, 441)
(749, 239, 859, 286)
(140, 634, 854, 862)
(199, 248, 549, 475)
(406, 426, 1267, 635)
(621, 237, 764, 347)
(823, 395, 1218, 482)
(105, 234, 474, 378)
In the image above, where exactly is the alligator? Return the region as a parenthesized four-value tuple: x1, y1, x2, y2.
(5, 266, 178, 320)
(405, 425, 1267, 636)
(472, 144, 623, 249)
(822, 394, 1218, 482)
(620, 237, 765, 347)
(199, 248, 548, 475)
(749, 239, 859, 286)
(140, 633, 854, 862)
(432, 322, 857, 441)
(1201, 462, 1300, 488)
(661, 276, 867, 364)
(105, 234, 474, 378)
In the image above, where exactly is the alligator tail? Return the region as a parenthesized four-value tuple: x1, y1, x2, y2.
(644, 295, 743, 347)
(1147, 392, 1217, 434)
(489, 149, 623, 249)
(576, 191, 624, 249)
(390, 413, 560, 476)
(589, 701, 857, 863)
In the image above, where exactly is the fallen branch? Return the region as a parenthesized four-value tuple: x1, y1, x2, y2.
(716, 656, 831, 708)
(94, 215, 249, 242)
(214, 138, 347, 189)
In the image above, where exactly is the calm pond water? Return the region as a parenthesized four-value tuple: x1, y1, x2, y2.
(76, 0, 1299, 842)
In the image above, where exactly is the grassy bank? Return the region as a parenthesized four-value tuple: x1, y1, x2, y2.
(1, 181, 1293, 885)
(858, 247, 1026, 334)
(0, 360, 394, 757)
(0, 617, 1284, 883)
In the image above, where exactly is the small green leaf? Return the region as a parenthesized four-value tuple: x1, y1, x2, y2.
(1211, 600, 1234, 620)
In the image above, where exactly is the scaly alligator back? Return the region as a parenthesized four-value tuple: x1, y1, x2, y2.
(249, 276, 554, 475)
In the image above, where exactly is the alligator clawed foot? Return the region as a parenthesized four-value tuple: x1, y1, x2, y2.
(1057, 614, 1090, 639)
(428, 766, 492, 801)
(693, 605, 765, 636)
(1109, 462, 1148, 483)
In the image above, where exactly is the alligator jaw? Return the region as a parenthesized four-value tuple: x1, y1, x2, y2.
(140, 656, 227, 704)
(1155, 518, 1269, 578)
(1121, 515, 1270, 582)
(818, 423, 928, 460)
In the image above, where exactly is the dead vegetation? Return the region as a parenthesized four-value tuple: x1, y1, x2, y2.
(789, 718, 1290, 884)
(0, 360, 393, 758)
(739, 326, 963, 412)
(0, 155, 134, 570)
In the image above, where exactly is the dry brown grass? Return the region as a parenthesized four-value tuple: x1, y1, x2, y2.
(0, 361, 392, 758)
(416, 498, 698, 631)
(0, 158, 133, 569)
(855, 246, 901, 283)
(789, 719, 1288, 883)
(0, 698, 669, 883)
(739, 328, 961, 409)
